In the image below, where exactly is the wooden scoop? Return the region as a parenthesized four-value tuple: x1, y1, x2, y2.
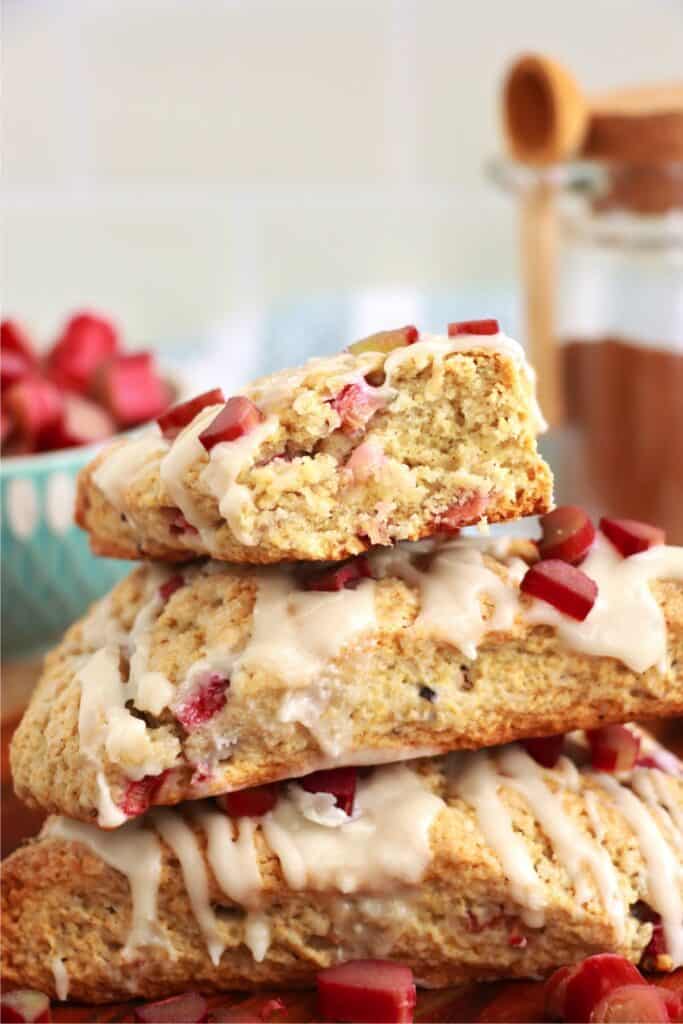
(501, 55, 590, 428)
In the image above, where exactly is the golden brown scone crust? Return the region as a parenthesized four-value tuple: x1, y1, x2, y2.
(76, 341, 552, 565)
(2, 754, 679, 1003)
(10, 546, 683, 825)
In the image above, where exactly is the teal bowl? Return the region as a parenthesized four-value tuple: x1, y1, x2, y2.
(1, 443, 133, 659)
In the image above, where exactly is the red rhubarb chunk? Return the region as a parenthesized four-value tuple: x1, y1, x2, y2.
(403, 325, 419, 344)
(331, 381, 386, 434)
(590, 985, 676, 1023)
(217, 783, 279, 818)
(0, 990, 52, 1023)
(521, 559, 597, 621)
(539, 505, 596, 564)
(643, 920, 667, 964)
(43, 394, 115, 451)
(1, 319, 38, 364)
(157, 388, 226, 440)
(562, 954, 645, 1023)
(587, 725, 640, 773)
(447, 318, 500, 336)
(98, 352, 170, 428)
(199, 396, 264, 451)
(168, 510, 199, 536)
(300, 767, 357, 816)
(304, 556, 372, 592)
(317, 959, 416, 1024)
(159, 574, 185, 602)
(545, 964, 578, 1021)
(174, 674, 230, 730)
(5, 377, 64, 448)
(1, 348, 33, 393)
(439, 493, 490, 530)
(119, 771, 168, 818)
(522, 734, 565, 769)
(600, 517, 666, 557)
(48, 311, 118, 393)
(134, 992, 208, 1023)
(1, 409, 14, 446)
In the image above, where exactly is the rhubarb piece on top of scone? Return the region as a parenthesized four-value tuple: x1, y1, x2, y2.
(75, 320, 553, 564)
(2, 736, 681, 1003)
(10, 512, 683, 826)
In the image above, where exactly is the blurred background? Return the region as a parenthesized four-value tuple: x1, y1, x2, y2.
(4, 0, 682, 355)
(2, 0, 683, 658)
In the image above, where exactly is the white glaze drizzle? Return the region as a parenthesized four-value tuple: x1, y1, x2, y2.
(200, 416, 279, 545)
(45, 816, 168, 958)
(630, 769, 683, 854)
(525, 535, 683, 673)
(244, 912, 271, 963)
(498, 746, 625, 936)
(595, 774, 683, 967)
(261, 764, 443, 893)
(93, 433, 168, 514)
(151, 809, 224, 966)
(189, 807, 263, 907)
(233, 573, 377, 691)
(159, 403, 223, 544)
(451, 750, 546, 927)
(51, 957, 69, 1001)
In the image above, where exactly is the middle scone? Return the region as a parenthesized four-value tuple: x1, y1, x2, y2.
(11, 528, 683, 827)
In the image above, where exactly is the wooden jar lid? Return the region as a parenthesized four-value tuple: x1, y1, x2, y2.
(583, 83, 683, 162)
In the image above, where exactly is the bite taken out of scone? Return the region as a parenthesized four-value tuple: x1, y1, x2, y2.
(75, 320, 553, 565)
(10, 510, 683, 827)
(2, 732, 681, 1003)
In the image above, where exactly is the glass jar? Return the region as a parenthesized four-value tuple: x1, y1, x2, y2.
(492, 158, 683, 541)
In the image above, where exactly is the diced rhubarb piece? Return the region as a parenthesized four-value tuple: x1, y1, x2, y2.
(1, 348, 34, 392)
(562, 954, 645, 1024)
(0, 990, 52, 1023)
(345, 440, 387, 483)
(590, 985, 675, 1023)
(521, 559, 597, 621)
(439, 493, 490, 530)
(211, 997, 285, 1023)
(134, 992, 208, 1023)
(1, 409, 14, 446)
(168, 510, 199, 536)
(539, 505, 596, 564)
(300, 767, 357, 816)
(331, 381, 387, 434)
(318, 960, 416, 1024)
(304, 556, 372, 592)
(522, 734, 565, 769)
(48, 311, 118, 393)
(1, 319, 38, 363)
(199, 396, 264, 451)
(587, 725, 640, 773)
(217, 783, 279, 818)
(157, 388, 226, 440)
(97, 352, 170, 428)
(119, 771, 168, 818)
(600, 517, 666, 557)
(447, 318, 500, 336)
(5, 377, 64, 447)
(643, 920, 667, 964)
(174, 674, 230, 730)
(43, 394, 115, 451)
(348, 325, 419, 356)
(545, 964, 579, 1021)
(159, 574, 185, 602)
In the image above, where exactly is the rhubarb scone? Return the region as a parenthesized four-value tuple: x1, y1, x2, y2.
(10, 524, 683, 827)
(75, 321, 552, 564)
(3, 737, 682, 1002)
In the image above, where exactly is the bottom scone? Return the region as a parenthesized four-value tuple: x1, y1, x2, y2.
(2, 732, 682, 1004)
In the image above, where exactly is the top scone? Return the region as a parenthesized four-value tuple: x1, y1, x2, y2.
(76, 323, 553, 564)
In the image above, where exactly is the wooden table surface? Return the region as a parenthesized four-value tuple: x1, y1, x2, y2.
(3, 658, 682, 1023)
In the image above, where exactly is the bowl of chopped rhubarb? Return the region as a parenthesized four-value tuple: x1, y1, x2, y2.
(1, 312, 178, 658)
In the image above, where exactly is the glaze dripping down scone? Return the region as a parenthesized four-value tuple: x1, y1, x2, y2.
(2, 739, 681, 1003)
(10, 531, 683, 827)
(75, 328, 552, 564)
